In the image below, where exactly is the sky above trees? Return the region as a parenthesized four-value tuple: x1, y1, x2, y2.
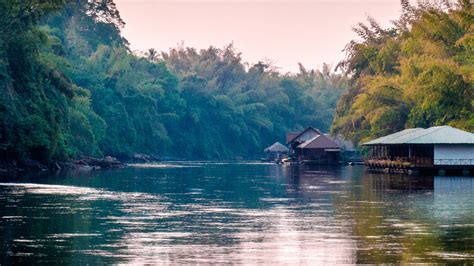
(114, 0, 403, 73)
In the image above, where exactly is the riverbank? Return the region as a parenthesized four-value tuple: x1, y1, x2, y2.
(0, 156, 124, 173)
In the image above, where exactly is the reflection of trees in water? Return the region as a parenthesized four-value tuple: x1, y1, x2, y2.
(277, 166, 473, 263)
(340, 171, 471, 263)
(2, 166, 472, 263)
(346, 172, 435, 263)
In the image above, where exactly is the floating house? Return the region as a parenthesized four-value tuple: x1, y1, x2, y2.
(363, 126, 474, 173)
(286, 127, 341, 164)
(263, 142, 289, 161)
(286, 127, 322, 154)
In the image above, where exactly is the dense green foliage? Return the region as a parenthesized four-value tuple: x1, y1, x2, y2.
(159, 47, 346, 158)
(0, 0, 347, 162)
(0, 0, 70, 162)
(332, 0, 474, 143)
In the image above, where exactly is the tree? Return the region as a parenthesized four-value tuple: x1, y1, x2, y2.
(332, 0, 474, 143)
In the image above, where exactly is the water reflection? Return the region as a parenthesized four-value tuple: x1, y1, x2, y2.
(0, 163, 473, 264)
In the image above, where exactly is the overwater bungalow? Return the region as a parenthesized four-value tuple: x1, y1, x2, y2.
(286, 127, 341, 164)
(363, 126, 474, 174)
(286, 127, 322, 154)
(263, 142, 289, 161)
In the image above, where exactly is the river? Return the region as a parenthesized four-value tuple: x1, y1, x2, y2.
(0, 162, 473, 264)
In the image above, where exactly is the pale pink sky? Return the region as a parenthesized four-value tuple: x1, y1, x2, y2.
(115, 0, 404, 73)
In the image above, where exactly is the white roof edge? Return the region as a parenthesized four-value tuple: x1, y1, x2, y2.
(363, 126, 474, 145)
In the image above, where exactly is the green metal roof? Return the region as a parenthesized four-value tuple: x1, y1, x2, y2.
(363, 126, 474, 145)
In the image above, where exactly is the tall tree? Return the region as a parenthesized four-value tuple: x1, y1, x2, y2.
(332, 0, 474, 143)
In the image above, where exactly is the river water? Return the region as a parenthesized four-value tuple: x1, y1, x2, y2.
(0, 162, 473, 264)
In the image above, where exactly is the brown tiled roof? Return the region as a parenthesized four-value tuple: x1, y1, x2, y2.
(286, 132, 301, 144)
(286, 127, 323, 144)
(297, 134, 340, 149)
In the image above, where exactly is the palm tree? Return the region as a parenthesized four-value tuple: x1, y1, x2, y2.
(147, 48, 158, 62)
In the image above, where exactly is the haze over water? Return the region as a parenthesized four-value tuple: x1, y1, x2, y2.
(0, 162, 473, 264)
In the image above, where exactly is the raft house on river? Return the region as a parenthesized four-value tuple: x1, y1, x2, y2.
(263, 126, 349, 165)
(263, 142, 289, 161)
(263, 127, 360, 165)
(363, 126, 474, 175)
(286, 127, 342, 164)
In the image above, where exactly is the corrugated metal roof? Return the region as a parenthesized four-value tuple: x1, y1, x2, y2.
(264, 142, 289, 152)
(364, 128, 423, 145)
(363, 126, 474, 145)
(297, 135, 340, 149)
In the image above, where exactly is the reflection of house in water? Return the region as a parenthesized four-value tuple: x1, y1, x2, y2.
(363, 126, 474, 175)
(367, 173, 434, 192)
(431, 177, 474, 217)
(366, 174, 473, 219)
(279, 164, 355, 197)
(273, 164, 473, 263)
